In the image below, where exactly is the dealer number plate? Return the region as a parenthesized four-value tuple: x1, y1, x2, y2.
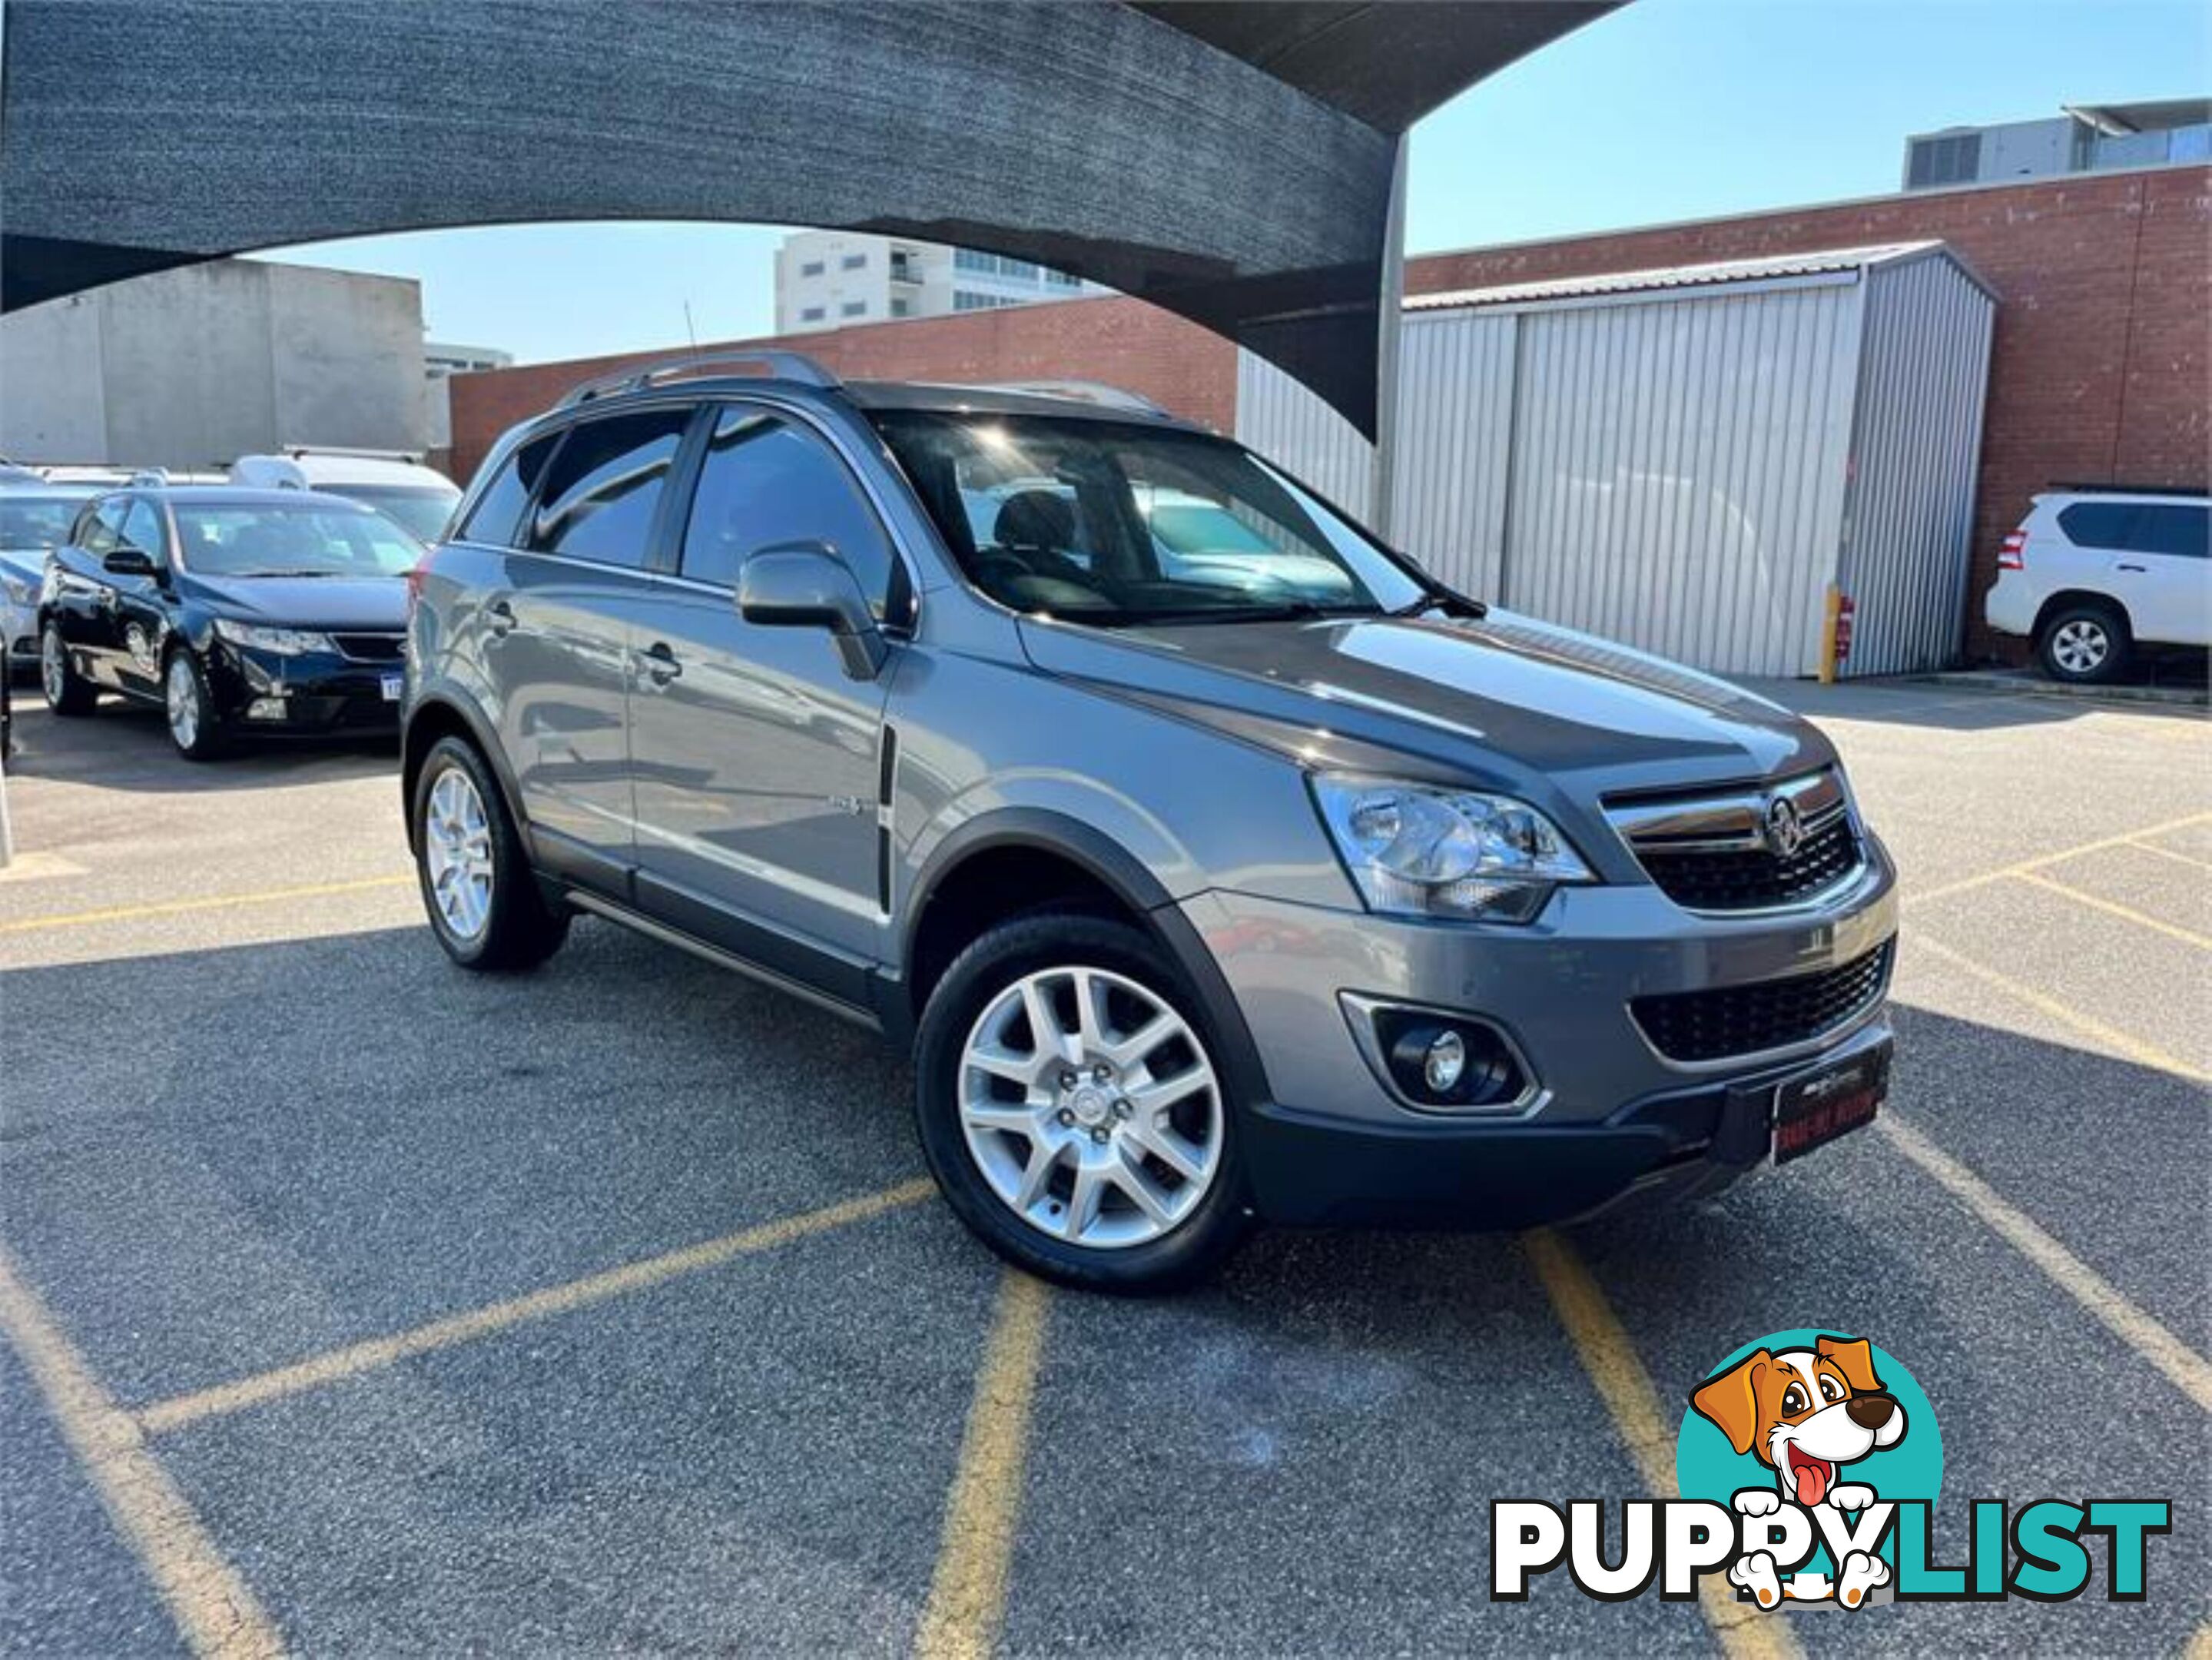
(1772, 1039, 1890, 1165)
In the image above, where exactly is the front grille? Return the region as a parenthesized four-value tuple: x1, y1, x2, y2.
(1637, 815, 1861, 910)
(330, 632, 405, 662)
(1608, 769, 1866, 912)
(1633, 941, 1893, 1064)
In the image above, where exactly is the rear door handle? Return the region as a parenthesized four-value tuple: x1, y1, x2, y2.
(640, 641, 682, 685)
(485, 599, 517, 636)
(2115, 563, 2147, 573)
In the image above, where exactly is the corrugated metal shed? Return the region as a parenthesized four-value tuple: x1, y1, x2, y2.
(1239, 241, 1996, 678)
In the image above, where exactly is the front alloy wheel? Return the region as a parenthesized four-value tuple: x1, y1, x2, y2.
(958, 964, 1224, 1249)
(914, 911, 1249, 1292)
(164, 651, 225, 759)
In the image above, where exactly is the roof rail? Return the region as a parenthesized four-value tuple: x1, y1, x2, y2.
(276, 443, 426, 463)
(558, 350, 843, 409)
(981, 380, 1166, 415)
(2048, 480, 2210, 499)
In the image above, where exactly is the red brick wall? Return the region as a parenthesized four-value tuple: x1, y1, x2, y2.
(446, 296, 1236, 483)
(447, 167, 2209, 665)
(1411, 168, 2212, 661)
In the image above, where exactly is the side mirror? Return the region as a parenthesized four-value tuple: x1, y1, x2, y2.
(738, 540, 888, 679)
(102, 546, 158, 578)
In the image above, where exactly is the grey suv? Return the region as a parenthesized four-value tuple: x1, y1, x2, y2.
(403, 352, 1897, 1291)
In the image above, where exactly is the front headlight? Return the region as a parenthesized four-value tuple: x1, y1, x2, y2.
(1310, 774, 1595, 923)
(212, 619, 336, 656)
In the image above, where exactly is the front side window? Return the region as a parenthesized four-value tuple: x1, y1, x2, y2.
(79, 499, 128, 557)
(119, 500, 168, 562)
(678, 405, 904, 622)
(870, 411, 1424, 624)
(171, 504, 422, 578)
(526, 409, 690, 568)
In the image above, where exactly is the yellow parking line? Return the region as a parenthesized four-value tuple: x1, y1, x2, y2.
(1904, 811, 2212, 910)
(2011, 870, 2212, 952)
(1522, 1230, 1801, 1660)
(2187, 1618, 2212, 1660)
(0, 872, 413, 935)
(1906, 934, 2210, 1085)
(1879, 1117, 2212, 1413)
(2128, 838, 2212, 874)
(137, 1179, 935, 1436)
(916, 1270, 1051, 1660)
(0, 1245, 284, 1660)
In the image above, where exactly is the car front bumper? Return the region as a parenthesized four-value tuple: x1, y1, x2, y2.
(1182, 841, 1899, 1227)
(207, 642, 406, 734)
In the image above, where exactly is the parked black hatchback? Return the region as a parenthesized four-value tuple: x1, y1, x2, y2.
(40, 486, 420, 758)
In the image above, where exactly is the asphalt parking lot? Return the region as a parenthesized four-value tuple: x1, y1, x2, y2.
(2, 679, 2207, 1658)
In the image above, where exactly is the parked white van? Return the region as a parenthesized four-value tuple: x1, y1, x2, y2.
(1985, 489, 2210, 683)
(229, 449, 460, 543)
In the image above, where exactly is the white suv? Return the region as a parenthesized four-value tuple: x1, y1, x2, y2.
(1985, 490, 2210, 683)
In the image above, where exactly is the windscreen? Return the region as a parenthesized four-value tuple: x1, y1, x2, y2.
(870, 411, 1424, 625)
(0, 493, 93, 549)
(330, 484, 462, 543)
(173, 503, 422, 578)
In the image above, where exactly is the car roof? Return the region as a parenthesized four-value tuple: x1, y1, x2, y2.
(115, 485, 384, 509)
(0, 481, 101, 500)
(2035, 490, 2207, 506)
(841, 380, 1202, 429)
(233, 452, 457, 489)
(543, 373, 1204, 432)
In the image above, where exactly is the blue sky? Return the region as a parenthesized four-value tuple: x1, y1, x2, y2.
(262, 0, 2209, 365)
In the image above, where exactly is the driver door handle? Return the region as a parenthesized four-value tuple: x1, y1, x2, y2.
(640, 641, 682, 685)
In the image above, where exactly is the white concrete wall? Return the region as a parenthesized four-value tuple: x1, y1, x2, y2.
(0, 260, 427, 469)
(0, 293, 108, 460)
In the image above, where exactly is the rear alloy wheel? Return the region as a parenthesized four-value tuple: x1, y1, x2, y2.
(2038, 603, 2130, 685)
(915, 911, 1249, 1292)
(40, 624, 97, 716)
(411, 734, 569, 971)
(164, 650, 227, 759)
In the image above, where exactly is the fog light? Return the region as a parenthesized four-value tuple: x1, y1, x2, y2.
(1422, 1029, 1467, 1094)
(246, 697, 288, 722)
(1375, 1011, 1528, 1110)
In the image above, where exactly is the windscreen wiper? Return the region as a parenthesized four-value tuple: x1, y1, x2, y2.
(1389, 586, 1488, 621)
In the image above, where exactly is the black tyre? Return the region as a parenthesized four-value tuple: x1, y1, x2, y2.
(162, 648, 230, 760)
(39, 623, 97, 716)
(914, 910, 1250, 1293)
(411, 734, 570, 971)
(2038, 601, 2131, 685)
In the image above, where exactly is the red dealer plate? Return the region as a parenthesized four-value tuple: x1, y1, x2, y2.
(1771, 1038, 1890, 1165)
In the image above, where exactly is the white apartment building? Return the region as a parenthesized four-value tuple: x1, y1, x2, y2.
(773, 231, 1103, 334)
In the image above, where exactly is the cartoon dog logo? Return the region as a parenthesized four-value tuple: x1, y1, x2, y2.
(1691, 1334, 1907, 1609)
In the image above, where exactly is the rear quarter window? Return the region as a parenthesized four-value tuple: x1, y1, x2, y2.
(458, 433, 561, 548)
(2055, 503, 2135, 549)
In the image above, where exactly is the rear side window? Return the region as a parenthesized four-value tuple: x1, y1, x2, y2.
(2128, 504, 2207, 559)
(2056, 503, 2134, 549)
(678, 405, 905, 620)
(459, 433, 561, 547)
(526, 410, 691, 567)
(2058, 500, 2209, 557)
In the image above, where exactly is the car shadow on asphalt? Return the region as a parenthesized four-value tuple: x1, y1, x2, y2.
(2, 699, 399, 794)
(1748, 674, 2210, 734)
